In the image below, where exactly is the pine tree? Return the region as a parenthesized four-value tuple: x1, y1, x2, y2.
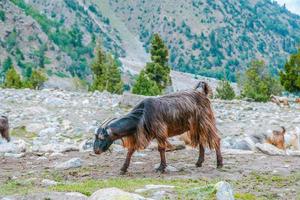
(90, 45, 107, 92)
(215, 80, 235, 100)
(90, 44, 124, 94)
(145, 34, 171, 90)
(133, 34, 171, 95)
(150, 33, 169, 66)
(4, 66, 22, 89)
(105, 55, 124, 94)
(279, 49, 300, 93)
(132, 70, 160, 96)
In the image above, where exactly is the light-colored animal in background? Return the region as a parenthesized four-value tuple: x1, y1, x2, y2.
(285, 127, 300, 150)
(270, 95, 290, 107)
(295, 98, 300, 103)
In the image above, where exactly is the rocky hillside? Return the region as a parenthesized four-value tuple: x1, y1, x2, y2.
(0, 0, 300, 86)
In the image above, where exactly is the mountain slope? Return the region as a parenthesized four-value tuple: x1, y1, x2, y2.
(0, 0, 300, 87)
(107, 0, 300, 81)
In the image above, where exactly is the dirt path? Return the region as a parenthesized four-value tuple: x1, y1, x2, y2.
(1, 148, 300, 199)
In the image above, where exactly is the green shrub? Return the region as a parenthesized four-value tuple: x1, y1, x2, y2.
(240, 60, 282, 102)
(216, 80, 235, 100)
(132, 70, 160, 96)
(280, 49, 300, 93)
(3, 67, 23, 89)
(25, 70, 47, 89)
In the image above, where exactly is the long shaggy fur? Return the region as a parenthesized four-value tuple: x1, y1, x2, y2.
(122, 89, 220, 151)
(0, 116, 9, 142)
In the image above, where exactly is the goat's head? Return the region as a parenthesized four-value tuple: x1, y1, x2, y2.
(93, 118, 116, 155)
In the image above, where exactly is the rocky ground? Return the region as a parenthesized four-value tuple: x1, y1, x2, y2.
(0, 89, 300, 200)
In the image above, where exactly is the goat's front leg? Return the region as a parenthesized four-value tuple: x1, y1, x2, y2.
(120, 148, 135, 175)
(196, 143, 205, 167)
(156, 146, 167, 173)
(215, 139, 223, 168)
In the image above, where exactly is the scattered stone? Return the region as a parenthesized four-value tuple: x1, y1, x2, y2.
(42, 179, 58, 187)
(215, 181, 234, 200)
(50, 152, 64, 157)
(4, 152, 25, 158)
(2, 192, 88, 200)
(134, 152, 147, 157)
(111, 144, 125, 153)
(154, 164, 179, 172)
(89, 188, 149, 200)
(0, 139, 26, 154)
(55, 158, 83, 170)
(222, 149, 254, 155)
(79, 140, 93, 152)
(34, 143, 79, 153)
(37, 156, 47, 161)
(255, 143, 285, 155)
(286, 150, 300, 157)
(135, 184, 175, 193)
(38, 127, 57, 137)
(26, 123, 45, 133)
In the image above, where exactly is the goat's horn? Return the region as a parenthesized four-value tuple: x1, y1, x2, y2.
(100, 117, 117, 127)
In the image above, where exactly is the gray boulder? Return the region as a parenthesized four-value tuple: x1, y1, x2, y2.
(88, 188, 149, 200)
(55, 158, 83, 170)
(255, 143, 285, 155)
(215, 181, 234, 200)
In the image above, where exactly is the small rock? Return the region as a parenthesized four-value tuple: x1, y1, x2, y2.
(37, 156, 47, 161)
(4, 153, 25, 158)
(89, 188, 149, 200)
(135, 184, 175, 193)
(42, 179, 58, 187)
(50, 152, 64, 157)
(0, 139, 26, 154)
(255, 143, 285, 155)
(215, 181, 234, 200)
(154, 164, 179, 172)
(38, 127, 57, 137)
(286, 150, 300, 157)
(111, 144, 125, 153)
(134, 152, 147, 157)
(55, 158, 83, 170)
(26, 123, 45, 133)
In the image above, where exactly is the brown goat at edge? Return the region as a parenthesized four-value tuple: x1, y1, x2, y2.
(94, 82, 223, 174)
(0, 116, 10, 142)
(266, 126, 286, 150)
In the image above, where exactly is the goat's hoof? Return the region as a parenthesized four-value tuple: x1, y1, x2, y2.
(155, 166, 166, 173)
(195, 162, 203, 168)
(217, 163, 223, 169)
(119, 170, 127, 175)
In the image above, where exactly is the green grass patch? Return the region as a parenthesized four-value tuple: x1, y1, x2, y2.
(235, 193, 257, 200)
(0, 179, 37, 196)
(51, 178, 214, 198)
(10, 126, 37, 139)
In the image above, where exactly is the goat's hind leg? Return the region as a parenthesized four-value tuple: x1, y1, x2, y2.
(215, 138, 223, 168)
(120, 148, 135, 175)
(196, 143, 205, 167)
(156, 146, 167, 173)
